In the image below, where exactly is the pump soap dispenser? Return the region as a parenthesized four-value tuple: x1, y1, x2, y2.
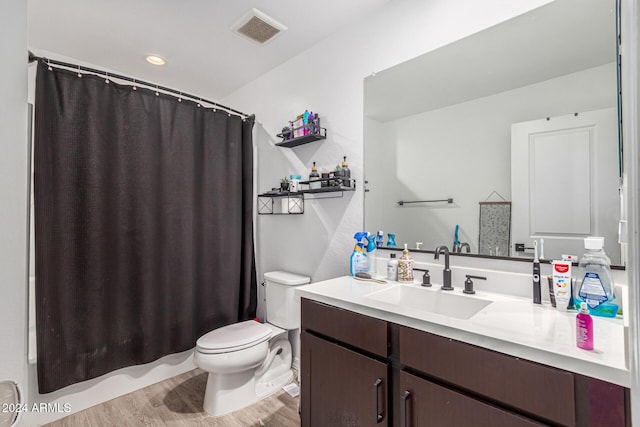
(398, 244, 414, 282)
(340, 156, 351, 187)
(309, 162, 321, 189)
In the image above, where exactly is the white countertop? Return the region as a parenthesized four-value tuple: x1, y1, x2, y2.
(296, 275, 630, 388)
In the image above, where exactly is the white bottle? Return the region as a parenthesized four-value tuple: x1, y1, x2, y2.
(387, 253, 398, 281)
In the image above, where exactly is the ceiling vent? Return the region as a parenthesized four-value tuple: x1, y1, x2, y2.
(231, 8, 287, 45)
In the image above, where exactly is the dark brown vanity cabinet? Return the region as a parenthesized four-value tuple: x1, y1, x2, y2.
(300, 298, 629, 427)
(300, 298, 390, 426)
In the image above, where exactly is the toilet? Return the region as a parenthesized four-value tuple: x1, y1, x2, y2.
(194, 271, 310, 416)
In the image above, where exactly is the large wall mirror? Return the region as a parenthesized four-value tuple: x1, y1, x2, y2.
(364, 0, 624, 266)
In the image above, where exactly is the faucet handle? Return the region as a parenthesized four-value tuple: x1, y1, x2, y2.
(463, 275, 486, 294)
(421, 270, 431, 287)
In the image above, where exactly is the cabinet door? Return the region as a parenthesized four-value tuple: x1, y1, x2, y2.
(399, 325, 575, 425)
(399, 371, 545, 427)
(301, 331, 389, 427)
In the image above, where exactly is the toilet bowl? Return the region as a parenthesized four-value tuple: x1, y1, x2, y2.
(194, 271, 310, 416)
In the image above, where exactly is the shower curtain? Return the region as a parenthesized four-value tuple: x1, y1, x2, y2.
(33, 61, 257, 393)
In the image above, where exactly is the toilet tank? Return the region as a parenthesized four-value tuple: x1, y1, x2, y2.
(264, 271, 310, 329)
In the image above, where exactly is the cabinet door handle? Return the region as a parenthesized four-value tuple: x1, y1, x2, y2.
(401, 390, 411, 427)
(373, 378, 383, 423)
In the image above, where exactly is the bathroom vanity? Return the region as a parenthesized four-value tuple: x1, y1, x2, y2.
(297, 276, 629, 426)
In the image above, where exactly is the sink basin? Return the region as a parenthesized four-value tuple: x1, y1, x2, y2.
(365, 285, 492, 320)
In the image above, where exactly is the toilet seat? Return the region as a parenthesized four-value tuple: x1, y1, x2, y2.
(194, 270, 309, 417)
(196, 320, 272, 354)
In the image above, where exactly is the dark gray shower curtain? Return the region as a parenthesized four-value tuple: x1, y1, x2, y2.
(34, 61, 257, 393)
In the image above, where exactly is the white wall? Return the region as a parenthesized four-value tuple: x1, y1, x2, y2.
(222, 0, 555, 284)
(0, 0, 28, 412)
(365, 63, 616, 254)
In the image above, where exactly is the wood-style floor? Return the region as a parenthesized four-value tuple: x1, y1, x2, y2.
(44, 369, 300, 427)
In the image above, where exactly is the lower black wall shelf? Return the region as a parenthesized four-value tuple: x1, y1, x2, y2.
(258, 179, 356, 215)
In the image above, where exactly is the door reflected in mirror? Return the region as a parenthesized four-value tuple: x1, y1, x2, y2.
(363, 0, 623, 265)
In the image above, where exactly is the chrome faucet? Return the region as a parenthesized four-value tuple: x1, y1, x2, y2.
(434, 245, 453, 290)
(457, 242, 471, 253)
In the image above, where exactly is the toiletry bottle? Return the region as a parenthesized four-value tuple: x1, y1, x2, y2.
(387, 253, 398, 281)
(350, 232, 369, 276)
(366, 234, 377, 275)
(376, 231, 384, 247)
(308, 111, 316, 134)
(320, 169, 330, 188)
(552, 260, 572, 311)
(387, 233, 397, 247)
(576, 302, 594, 350)
(397, 244, 414, 282)
(294, 114, 303, 137)
(303, 110, 310, 135)
(575, 237, 617, 317)
(309, 162, 321, 189)
(289, 174, 301, 193)
(341, 156, 351, 187)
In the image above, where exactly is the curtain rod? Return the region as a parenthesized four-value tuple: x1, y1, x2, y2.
(28, 52, 252, 120)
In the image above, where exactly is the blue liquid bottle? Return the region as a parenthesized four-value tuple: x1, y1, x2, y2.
(574, 237, 617, 317)
(387, 233, 397, 247)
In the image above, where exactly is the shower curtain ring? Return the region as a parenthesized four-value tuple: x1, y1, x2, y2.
(197, 98, 202, 108)
(77, 65, 82, 78)
(105, 72, 110, 84)
(155, 85, 159, 96)
(132, 79, 137, 91)
(47, 59, 52, 71)
(178, 92, 182, 102)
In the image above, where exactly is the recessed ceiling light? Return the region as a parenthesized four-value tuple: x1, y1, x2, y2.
(145, 55, 166, 66)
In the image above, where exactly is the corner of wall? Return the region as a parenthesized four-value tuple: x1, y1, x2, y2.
(0, 0, 29, 399)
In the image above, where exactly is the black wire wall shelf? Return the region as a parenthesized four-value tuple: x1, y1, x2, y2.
(276, 131, 326, 148)
(258, 178, 356, 215)
(276, 117, 326, 148)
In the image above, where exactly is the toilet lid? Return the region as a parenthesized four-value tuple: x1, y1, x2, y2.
(264, 271, 310, 286)
(196, 320, 272, 352)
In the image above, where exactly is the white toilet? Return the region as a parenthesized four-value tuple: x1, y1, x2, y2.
(194, 271, 310, 416)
